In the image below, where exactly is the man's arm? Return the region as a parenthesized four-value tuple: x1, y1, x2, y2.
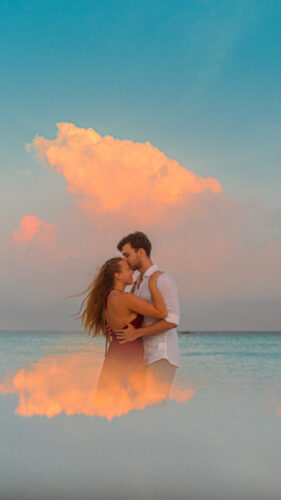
(138, 319, 177, 337)
(116, 319, 177, 343)
(116, 274, 179, 343)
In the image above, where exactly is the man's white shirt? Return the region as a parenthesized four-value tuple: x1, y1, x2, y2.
(134, 264, 180, 367)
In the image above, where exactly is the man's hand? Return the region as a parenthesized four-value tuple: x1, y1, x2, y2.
(115, 323, 139, 343)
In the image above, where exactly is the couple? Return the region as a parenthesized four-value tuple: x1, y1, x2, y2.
(79, 231, 180, 405)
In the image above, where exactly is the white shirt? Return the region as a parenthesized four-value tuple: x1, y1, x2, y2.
(134, 264, 180, 367)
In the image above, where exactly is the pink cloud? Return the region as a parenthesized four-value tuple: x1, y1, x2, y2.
(7, 215, 61, 294)
(12, 214, 58, 245)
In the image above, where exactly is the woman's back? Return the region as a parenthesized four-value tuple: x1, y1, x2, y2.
(105, 291, 140, 330)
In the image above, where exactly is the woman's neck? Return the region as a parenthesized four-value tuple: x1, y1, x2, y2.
(139, 257, 153, 276)
(112, 282, 125, 292)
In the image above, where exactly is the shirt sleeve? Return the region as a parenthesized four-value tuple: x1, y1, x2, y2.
(156, 274, 180, 326)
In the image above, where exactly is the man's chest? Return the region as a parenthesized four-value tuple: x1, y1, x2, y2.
(135, 281, 152, 302)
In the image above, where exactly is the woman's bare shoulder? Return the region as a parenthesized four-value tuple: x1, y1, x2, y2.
(116, 292, 138, 305)
(122, 292, 134, 301)
(109, 291, 130, 306)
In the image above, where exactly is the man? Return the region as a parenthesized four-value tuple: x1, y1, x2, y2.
(115, 231, 180, 398)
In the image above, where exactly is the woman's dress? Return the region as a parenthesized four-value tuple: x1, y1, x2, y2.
(95, 313, 144, 399)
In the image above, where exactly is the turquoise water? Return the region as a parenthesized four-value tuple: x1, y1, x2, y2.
(0, 331, 281, 499)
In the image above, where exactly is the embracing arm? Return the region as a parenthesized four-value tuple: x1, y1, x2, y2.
(124, 272, 167, 319)
(115, 319, 177, 343)
(116, 274, 179, 343)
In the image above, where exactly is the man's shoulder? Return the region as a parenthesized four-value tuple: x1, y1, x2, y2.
(157, 271, 178, 288)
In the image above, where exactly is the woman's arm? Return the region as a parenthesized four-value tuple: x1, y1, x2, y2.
(124, 271, 167, 319)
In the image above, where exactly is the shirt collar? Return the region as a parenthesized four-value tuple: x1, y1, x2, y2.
(143, 264, 159, 278)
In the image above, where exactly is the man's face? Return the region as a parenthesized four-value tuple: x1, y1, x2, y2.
(121, 243, 142, 271)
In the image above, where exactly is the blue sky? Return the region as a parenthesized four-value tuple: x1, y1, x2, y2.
(1, 0, 280, 215)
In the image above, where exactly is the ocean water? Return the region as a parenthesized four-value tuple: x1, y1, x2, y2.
(0, 330, 280, 500)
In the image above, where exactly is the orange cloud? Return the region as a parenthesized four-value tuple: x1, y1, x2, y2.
(277, 404, 281, 417)
(30, 123, 222, 216)
(12, 215, 58, 245)
(0, 350, 194, 420)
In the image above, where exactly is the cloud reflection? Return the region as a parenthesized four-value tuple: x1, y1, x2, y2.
(0, 349, 194, 420)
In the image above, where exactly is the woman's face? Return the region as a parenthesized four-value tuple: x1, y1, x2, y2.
(117, 259, 134, 285)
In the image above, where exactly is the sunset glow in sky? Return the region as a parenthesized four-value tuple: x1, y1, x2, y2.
(0, 0, 280, 330)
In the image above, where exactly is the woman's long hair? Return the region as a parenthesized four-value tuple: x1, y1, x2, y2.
(76, 257, 123, 338)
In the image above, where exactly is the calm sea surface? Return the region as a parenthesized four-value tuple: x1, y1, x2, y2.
(0, 331, 280, 500)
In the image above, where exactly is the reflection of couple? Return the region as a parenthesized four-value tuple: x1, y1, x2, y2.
(78, 232, 179, 405)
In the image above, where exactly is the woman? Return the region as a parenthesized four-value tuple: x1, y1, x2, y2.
(77, 257, 166, 403)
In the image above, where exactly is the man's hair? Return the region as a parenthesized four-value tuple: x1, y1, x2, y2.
(117, 231, 152, 257)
